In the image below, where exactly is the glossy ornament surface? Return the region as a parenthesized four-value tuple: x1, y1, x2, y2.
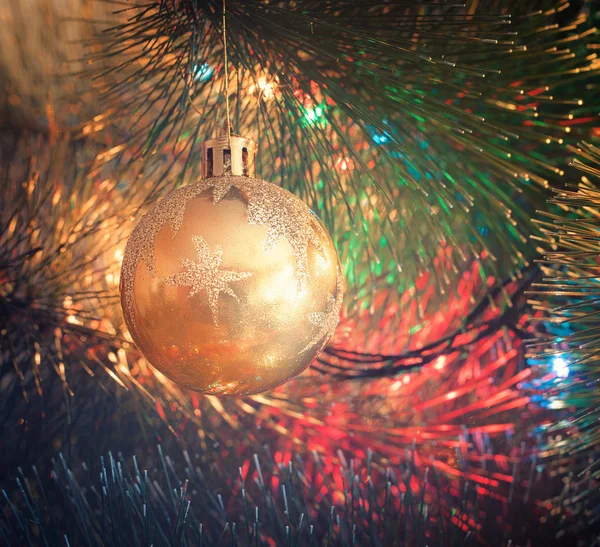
(120, 131, 343, 395)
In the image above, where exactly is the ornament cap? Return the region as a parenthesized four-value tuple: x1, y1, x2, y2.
(202, 124, 256, 178)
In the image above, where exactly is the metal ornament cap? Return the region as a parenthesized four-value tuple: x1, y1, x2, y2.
(202, 124, 257, 178)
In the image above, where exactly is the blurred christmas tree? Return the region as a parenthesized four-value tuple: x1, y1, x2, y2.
(0, 0, 599, 545)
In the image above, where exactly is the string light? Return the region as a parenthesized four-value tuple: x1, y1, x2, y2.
(335, 155, 354, 172)
(372, 131, 390, 145)
(304, 104, 325, 125)
(249, 76, 278, 101)
(551, 356, 570, 379)
(193, 62, 214, 82)
(370, 120, 392, 144)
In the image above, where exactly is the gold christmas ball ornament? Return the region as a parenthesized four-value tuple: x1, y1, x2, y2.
(120, 129, 343, 395)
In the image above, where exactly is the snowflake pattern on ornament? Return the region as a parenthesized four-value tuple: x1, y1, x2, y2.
(299, 268, 344, 354)
(200, 176, 326, 286)
(121, 175, 334, 329)
(162, 235, 252, 327)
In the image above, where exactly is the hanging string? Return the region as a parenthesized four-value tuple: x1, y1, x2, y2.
(222, 0, 232, 146)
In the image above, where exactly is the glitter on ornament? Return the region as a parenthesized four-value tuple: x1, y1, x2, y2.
(300, 271, 344, 354)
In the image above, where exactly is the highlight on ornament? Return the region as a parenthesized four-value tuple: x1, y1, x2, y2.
(120, 126, 343, 395)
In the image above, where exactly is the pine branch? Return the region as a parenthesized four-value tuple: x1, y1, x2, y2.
(75, 0, 599, 303)
(528, 142, 600, 471)
(0, 441, 589, 546)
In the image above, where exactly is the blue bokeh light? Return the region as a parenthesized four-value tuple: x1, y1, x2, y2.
(552, 355, 569, 378)
(194, 63, 214, 83)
